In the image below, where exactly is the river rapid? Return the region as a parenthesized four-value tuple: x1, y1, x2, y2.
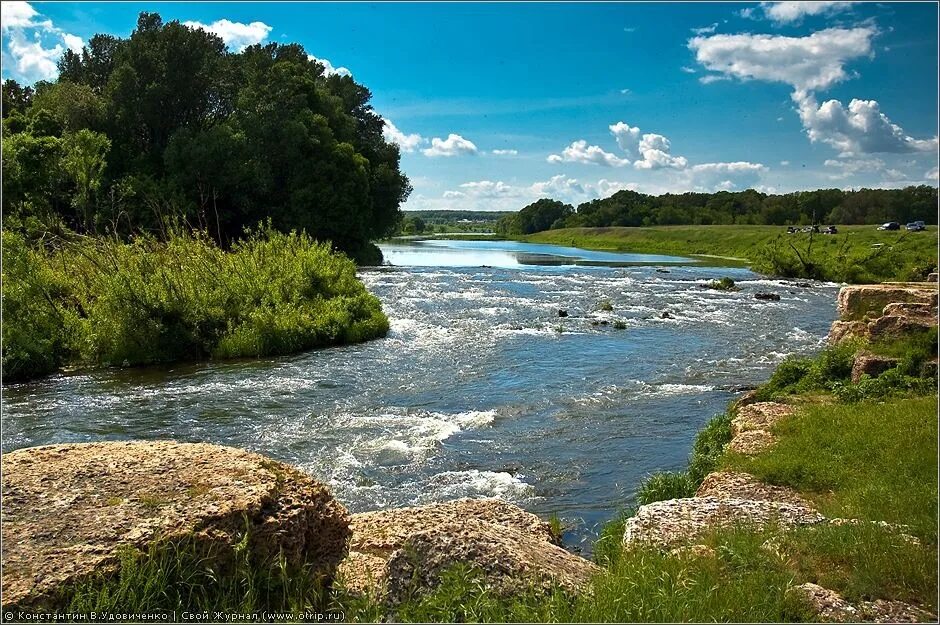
(1, 239, 839, 549)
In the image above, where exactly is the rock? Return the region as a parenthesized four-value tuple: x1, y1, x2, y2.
(851, 352, 901, 383)
(696, 471, 813, 507)
(882, 302, 937, 318)
(928, 273, 938, 283)
(836, 285, 938, 322)
(867, 314, 937, 340)
(557, 309, 568, 317)
(828, 320, 869, 344)
(622, 497, 825, 548)
(734, 389, 762, 408)
(754, 292, 781, 301)
(731, 402, 796, 436)
(796, 282, 812, 288)
(789, 583, 936, 623)
(789, 583, 859, 622)
(337, 498, 597, 602)
(727, 430, 777, 456)
(656, 268, 671, 274)
(383, 519, 599, 606)
(660, 311, 674, 319)
(668, 544, 716, 559)
(921, 359, 938, 379)
(1, 441, 350, 610)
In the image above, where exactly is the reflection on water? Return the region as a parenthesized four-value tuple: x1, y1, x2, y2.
(380, 239, 696, 268)
(1, 239, 838, 550)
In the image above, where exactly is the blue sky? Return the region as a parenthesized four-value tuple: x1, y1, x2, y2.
(3, 2, 938, 211)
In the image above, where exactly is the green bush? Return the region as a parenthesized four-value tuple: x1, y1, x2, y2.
(706, 277, 738, 291)
(832, 368, 935, 403)
(688, 412, 734, 484)
(635, 471, 696, 505)
(1, 226, 389, 382)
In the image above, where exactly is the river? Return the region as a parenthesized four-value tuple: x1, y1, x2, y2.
(1, 239, 839, 550)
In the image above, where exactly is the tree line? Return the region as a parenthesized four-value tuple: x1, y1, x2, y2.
(2, 12, 410, 263)
(496, 187, 938, 235)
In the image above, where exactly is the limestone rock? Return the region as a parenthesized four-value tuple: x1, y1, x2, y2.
(928, 273, 938, 283)
(837, 285, 938, 322)
(337, 498, 595, 602)
(1, 441, 350, 610)
(383, 519, 599, 606)
(867, 314, 937, 340)
(622, 497, 825, 548)
(727, 430, 777, 456)
(828, 320, 869, 345)
(851, 352, 901, 383)
(731, 402, 795, 436)
(790, 583, 936, 623)
(734, 389, 761, 408)
(696, 471, 812, 507)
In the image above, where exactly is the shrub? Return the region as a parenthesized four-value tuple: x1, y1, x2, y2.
(832, 368, 935, 403)
(636, 471, 696, 505)
(688, 412, 734, 484)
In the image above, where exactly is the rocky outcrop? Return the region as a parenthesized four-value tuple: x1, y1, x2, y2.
(727, 430, 777, 455)
(851, 352, 901, 382)
(337, 498, 597, 604)
(754, 292, 781, 301)
(622, 497, 825, 548)
(836, 285, 938, 322)
(789, 583, 936, 623)
(731, 402, 795, 436)
(829, 284, 938, 344)
(696, 471, 812, 507)
(1, 441, 350, 610)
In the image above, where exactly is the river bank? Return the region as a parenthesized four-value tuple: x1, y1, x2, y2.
(2, 281, 936, 622)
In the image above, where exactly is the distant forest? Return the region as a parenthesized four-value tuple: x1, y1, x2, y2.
(2, 13, 410, 263)
(496, 187, 938, 235)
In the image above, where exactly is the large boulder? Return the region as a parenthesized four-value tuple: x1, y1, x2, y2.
(622, 497, 825, 548)
(1, 441, 350, 609)
(336, 498, 597, 603)
(836, 285, 937, 322)
(731, 402, 795, 436)
(789, 583, 936, 623)
(851, 352, 901, 383)
(828, 320, 869, 345)
(867, 314, 936, 341)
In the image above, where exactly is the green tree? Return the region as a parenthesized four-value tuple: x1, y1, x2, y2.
(61, 130, 111, 229)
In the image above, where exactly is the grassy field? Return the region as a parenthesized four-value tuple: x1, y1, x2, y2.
(525, 225, 938, 283)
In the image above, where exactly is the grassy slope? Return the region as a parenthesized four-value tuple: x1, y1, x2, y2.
(525, 225, 939, 282)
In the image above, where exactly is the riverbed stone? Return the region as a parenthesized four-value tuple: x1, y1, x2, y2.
(622, 497, 825, 548)
(337, 498, 596, 603)
(1, 441, 350, 609)
(696, 471, 812, 507)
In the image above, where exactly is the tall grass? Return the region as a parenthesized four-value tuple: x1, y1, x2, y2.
(1, 227, 389, 382)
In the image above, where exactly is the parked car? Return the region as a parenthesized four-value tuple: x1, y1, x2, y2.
(823, 225, 838, 235)
(906, 221, 926, 231)
(877, 222, 901, 231)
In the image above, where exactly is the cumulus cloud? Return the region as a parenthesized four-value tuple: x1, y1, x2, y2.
(793, 91, 939, 156)
(688, 27, 875, 92)
(183, 19, 272, 51)
(927, 167, 939, 182)
(307, 54, 351, 77)
(609, 122, 642, 155)
(607, 123, 688, 170)
(547, 140, 630, 167)
(455, 180, 518, 198)
(1, 2, 83, 83)
(491, 149, 518, 156)
(423, 133, 478, 157)
(759, 2, 857, 24)
(687, 161, 768, 191)
(382, 119, 424, 152)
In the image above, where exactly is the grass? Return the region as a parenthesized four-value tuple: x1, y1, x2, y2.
(1, 226, 389, 383)
(525, 225, 938, 283)
(725, 396, 938, 540)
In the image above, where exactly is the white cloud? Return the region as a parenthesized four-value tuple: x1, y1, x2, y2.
(457, 180, 518, 198)
(692, 23, 718, 35)
(794, 91, 939, 156)
(780, 160, 790, 166)
(308, 55, 351, 77)
(423, 133, 478, 157)
(491, 149, 518, 156)
(927, 167, 939, 181)
(547, 140, 630, 167)
(619, 88, 631, 95)
(382, 119, 424, 152)
(680, 66, 697, 74)
(1, 2, 83, 83)
(759, 2, 857, 24)
(183, 19, 272, 52)
(609, 122, 641, 155)
(689, 27, 875, 92)
(686, 161, 768, 191)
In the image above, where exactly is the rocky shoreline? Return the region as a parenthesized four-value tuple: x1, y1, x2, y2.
(2, 281, 937, 620)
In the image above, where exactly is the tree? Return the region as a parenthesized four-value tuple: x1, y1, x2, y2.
(61, 130, 111, 228)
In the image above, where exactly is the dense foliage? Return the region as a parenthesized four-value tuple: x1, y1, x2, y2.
(1, 12, 410, 262)
(496, 187, 938, 235)
(1, 227, 388, 383)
